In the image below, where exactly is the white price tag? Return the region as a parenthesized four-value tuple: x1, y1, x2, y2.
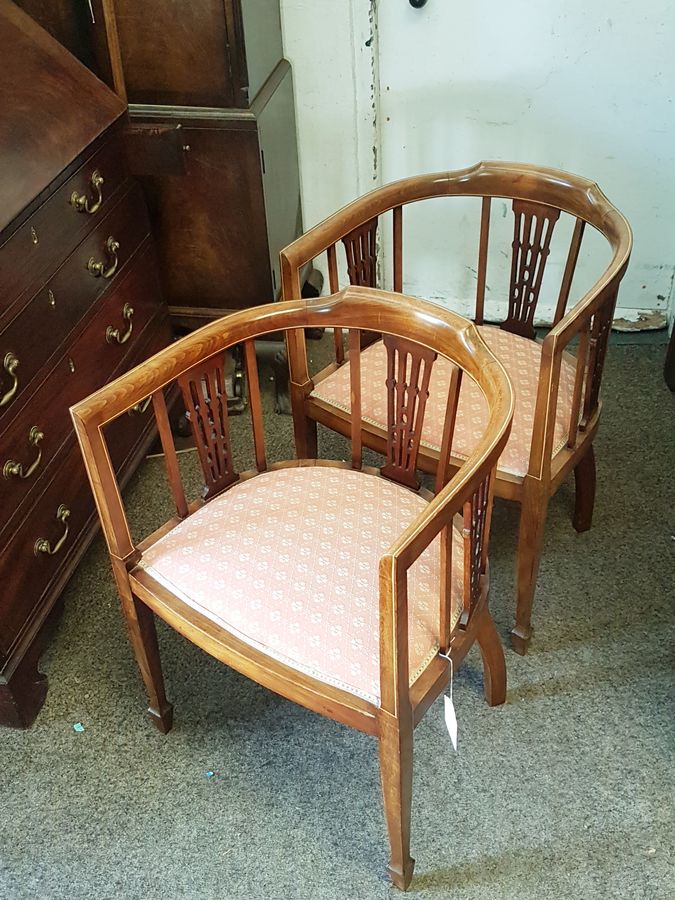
(444, 694, 458, 750)
(441, 653, 458, 750)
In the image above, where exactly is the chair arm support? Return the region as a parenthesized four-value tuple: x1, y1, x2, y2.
(377, 452, 502, 714)
(385, 460, 487, 572)
(528, 278, 623, 477)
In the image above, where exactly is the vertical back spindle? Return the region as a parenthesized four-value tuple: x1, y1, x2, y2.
(475, 197, 491, 324)
(581, 293, 615, 428)
(327, 243, 344, 364)
(567, 327, 589, 447)
(461, 475, 491, 625)
(554, 217, 585, 324)
(152, 389, 188, 519)
(348, 328, 362, 469)
(393, 205, 403, 293)
(244, 340, 266, 472)
(434, 365, 463, 494)
(439, 523, 454, 653)
(437, 363, 463, 649)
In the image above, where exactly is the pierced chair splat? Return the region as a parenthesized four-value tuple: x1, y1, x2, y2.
(71, 287, 513, 891)
(280, 161, 632, 654)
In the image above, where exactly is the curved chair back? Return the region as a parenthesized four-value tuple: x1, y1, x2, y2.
(281, 162, 632, 458)
(72, 288, 512, 724)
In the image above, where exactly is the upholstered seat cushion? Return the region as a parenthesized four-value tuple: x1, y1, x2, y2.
(311, 325, 577, 478)
(137, 466, 463, 705)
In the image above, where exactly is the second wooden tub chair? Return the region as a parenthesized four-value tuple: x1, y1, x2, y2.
(280, 161, 632, 654)
(71, 287, 513, 890)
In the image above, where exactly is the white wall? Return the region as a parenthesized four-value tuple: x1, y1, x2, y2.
(281, 0, 675, 324)
(280, 1, 375, 241)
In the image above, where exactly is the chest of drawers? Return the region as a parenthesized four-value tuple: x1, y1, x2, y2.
(0, 1, 172, 727)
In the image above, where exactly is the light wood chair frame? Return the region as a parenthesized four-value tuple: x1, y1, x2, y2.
(280, 161, 632, 654)
(71, 287, 513, 890)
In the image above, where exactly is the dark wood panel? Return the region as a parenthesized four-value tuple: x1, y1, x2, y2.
(13, 0, 97, 70)
(111, 0, 238, 107)
(133, 119, 272, 316)
(0, 0, 125, 231)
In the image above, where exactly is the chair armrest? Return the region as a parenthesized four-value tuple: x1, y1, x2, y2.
(376, 386, 512, 714)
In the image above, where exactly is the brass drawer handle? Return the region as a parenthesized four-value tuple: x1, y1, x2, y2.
(1, 352, 19, 407)
(70, 169, 104, 214)
(3, 426, 44, 479)
(129, 396, 152, 415)
(34, 504, 70, 556)
(106, 303, 134, 345)
(87, 236, 119, 279)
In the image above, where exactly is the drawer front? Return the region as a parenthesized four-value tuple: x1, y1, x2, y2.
(0, 132, 129, 315)
(0, 241, 164, 533)
(0, 183, 150, 425)
(0, 311, 172, 657)
(0, 443, 95, 657)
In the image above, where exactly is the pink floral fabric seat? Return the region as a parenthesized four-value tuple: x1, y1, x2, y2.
(311, 325, 577, 478)
(138, 466, 464, 705)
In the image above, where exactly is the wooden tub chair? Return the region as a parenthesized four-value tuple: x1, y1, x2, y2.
(280, 161, 632, 654)
(71, 287, 513, 891)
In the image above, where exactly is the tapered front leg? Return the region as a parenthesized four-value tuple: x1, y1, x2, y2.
(511, 477, 549, 655)
(378, 711, 415, 890)
(120, 592, 173, 733)
(573, 444, 596, 533)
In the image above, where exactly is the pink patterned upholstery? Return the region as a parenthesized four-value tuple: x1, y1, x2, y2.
(311, 325, 577, 478)
(138, 466, 464, 705)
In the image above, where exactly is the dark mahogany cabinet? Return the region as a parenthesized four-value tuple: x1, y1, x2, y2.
(17, 0, 303, 328)
(0, 1, 171, 727)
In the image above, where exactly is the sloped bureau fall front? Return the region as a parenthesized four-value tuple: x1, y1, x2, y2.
(0, 1, 171, 727)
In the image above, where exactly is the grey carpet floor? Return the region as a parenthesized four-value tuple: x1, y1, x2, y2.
(0, 338, 673, 900)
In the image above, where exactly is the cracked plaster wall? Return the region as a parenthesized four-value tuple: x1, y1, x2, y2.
(281, 1, 675, 325)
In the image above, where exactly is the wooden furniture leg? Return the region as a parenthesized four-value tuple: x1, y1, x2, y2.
(475, 606, 507, 706)
(511, 478, 549, 655)
(120, 591, 173, 733)
(573, 444, 596, 533)
(0, 639, 48, 729)
(379, 712, 415, 891)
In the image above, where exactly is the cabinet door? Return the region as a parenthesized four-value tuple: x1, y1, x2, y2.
(129, 111, 272, 324)
(107, 0, 246, 108)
